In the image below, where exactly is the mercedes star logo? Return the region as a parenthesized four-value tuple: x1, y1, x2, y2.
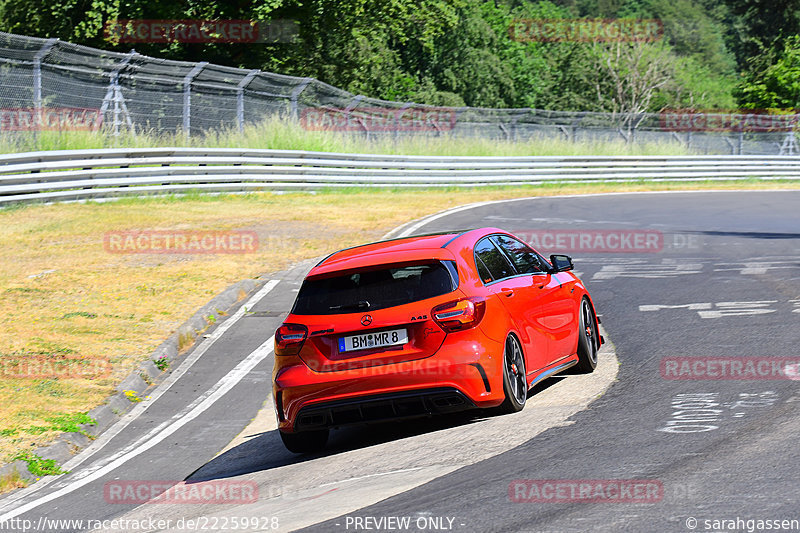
(361, 314, 373, 326)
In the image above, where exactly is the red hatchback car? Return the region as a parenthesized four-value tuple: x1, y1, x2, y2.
(272, 228, 602, 452)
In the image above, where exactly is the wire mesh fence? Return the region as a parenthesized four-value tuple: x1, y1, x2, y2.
(1, 30, 798, 155)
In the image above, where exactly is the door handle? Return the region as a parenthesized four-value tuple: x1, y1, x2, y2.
(501, 287, 514, 297)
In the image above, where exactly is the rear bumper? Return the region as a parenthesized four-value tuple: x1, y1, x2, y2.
(293, 387, 474, 432)
(273, 332, 505, 433)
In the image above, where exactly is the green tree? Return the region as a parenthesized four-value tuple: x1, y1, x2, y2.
(0, 0, 121, 43)
(735, 36, 800, 109)
(722, 0, 800, 70)
(0, 0, 746, 111)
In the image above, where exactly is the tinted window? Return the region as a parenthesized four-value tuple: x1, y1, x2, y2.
(293, 261, 457, 315)
(475, 255, 493, 284)
(492, 235, 547, 274)
(474, 238, 515, 282)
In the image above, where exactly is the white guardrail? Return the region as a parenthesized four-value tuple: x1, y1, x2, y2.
(1, 148, 799, 204)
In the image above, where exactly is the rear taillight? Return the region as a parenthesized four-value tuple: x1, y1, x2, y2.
(275, 324, 308, 356)
(432, 297, 486, 333)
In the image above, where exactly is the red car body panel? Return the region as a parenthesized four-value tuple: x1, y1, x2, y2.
(272, 227, 599, 434)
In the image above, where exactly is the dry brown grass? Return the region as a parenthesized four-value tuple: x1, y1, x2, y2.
(0, 469, 28, 492)
(0, 180, 796, 463)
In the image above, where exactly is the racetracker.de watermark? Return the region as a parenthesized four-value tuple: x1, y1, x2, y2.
(0, 516, 279, 532)
(103, 19, 298, 43)
(0, 108, 102, 131)
(659, 109, 800, 132)
(515, 229, 664, 253)
(0, 355, 111, 380)
(509, 479, 663, 503)
(297, 357, 499, 378)
(104, 480, 258, 504)
(509, 18, 663, 43)
(661, 357, 800, 380)
(299, 107, 457, 132)
(103, 230, 259, 254)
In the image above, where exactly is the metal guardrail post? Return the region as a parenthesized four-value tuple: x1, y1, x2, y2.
(629, 113, 646, 145)
(571, 115, 583, 143)
(452, 107, 467, 138)
(395, 103, 413, 140)
(722, 136, 736, 155)
(98, 51, 138, 136)
(236, 70, 259, 133)
(510, 114, 523, 142)
(780, 128, 798, 155)
(344, 96, 364, 113)
(32, 38, 59, 118)
(182, 62, 208, 137)
(289, 78, 313, 120)
(344, 95, 365, 138)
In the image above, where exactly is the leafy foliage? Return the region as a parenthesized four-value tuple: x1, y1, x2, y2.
(0, 0, 789, 111)
(735, 37, 800, 109)
(13, 452, 68, 477)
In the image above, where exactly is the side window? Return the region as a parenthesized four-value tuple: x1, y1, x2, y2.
(537, 252, 552, 271)
(474, 238, 516, 282)
(492, 235, 546, 274)
(475, 255, 493, 284)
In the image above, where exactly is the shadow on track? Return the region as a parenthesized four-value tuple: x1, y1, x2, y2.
(188, 377, 564, 482)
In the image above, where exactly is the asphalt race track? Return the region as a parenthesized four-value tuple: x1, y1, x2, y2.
(1, 190, 798, 533)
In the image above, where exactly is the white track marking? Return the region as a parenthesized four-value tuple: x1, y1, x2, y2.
(592, 261, 704, 280)
(658, 391, 779, 434)
(0, 280, 279, 515)
(0, 336, 276, 523)
(715, 259, 800, 275)
(639, 300, 780, 318)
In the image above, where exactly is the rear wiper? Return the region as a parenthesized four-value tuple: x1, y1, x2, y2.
(329, 300, 371, 311)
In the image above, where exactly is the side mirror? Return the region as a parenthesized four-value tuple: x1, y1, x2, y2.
(549, 254, 574, 273)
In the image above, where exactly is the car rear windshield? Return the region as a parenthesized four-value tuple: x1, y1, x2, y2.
(292, 261, 458, 315)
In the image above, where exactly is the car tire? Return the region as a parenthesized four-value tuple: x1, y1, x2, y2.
(279, 428, 329, 453)
(573, 298, 599, 374)
(498, 334, 527, 414)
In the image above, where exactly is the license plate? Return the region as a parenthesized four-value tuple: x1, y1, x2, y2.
(338, 328, 408, 352)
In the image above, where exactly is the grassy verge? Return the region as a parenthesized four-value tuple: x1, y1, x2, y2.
(0, 115, 691, 157)
(0, 469, 28, 492)
(1, 180, 797, 473)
